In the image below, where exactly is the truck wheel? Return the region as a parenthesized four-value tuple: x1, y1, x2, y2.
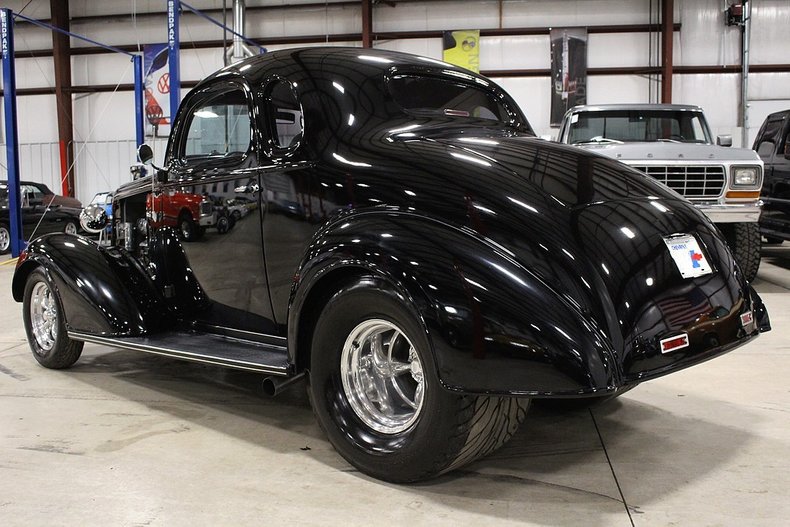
(216, 216, 230, 234)
(0, 223, 10, 254)
(178, 213, 197, 242)
(308, 276, 528, 482)
(722, 223, 761, 282)
(22, 268, 83, 369)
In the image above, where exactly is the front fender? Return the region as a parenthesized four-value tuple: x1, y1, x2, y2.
(289, 212, 619, 396)
(13, 234, 172, 336)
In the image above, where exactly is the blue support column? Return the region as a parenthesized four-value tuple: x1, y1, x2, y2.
(167, 0, 181, 123)
(1, 8, 24, 257)
(133, 55, 144, 147)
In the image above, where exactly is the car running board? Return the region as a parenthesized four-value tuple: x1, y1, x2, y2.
(69, 330, 291, 376)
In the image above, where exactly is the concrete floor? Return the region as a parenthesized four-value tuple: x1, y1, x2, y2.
(1, 246, 789, 527)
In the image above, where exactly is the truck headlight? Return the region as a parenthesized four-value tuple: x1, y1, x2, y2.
(732, 166, 761, 187)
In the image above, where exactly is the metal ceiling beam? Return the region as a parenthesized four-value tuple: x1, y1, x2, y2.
(11, 24, 681, 59)
(8, 64, 790, 98)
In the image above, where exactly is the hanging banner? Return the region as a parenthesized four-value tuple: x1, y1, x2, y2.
(550, 28, 587, 127)
(143, 43, 171, 137)
(442, 30, 480, 73)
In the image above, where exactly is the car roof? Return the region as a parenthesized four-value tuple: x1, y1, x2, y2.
(765, 109, 790, 120)
(200, 46, 483, 89)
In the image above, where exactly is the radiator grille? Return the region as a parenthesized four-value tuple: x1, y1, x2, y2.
(630, 165, 726, 199)
(200, 201, 213, 215)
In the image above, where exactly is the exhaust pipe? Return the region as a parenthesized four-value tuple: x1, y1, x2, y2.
(225, 0, 257, 65)
(262, 372, 306, 397)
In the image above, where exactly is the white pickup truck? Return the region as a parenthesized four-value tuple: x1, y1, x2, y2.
(557, 104, 764, 281)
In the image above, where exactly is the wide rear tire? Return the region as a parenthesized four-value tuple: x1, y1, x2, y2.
(308, 276, 528, 483)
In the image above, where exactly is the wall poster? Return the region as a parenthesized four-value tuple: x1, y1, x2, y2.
(550, 28, 587, 127)
(144, 43, 171, 137)
(442, 30, 480, 73)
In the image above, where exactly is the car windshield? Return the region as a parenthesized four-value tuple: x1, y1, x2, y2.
(389, 74, 511, 124)
(90, 192, 112, 205)
(568, 110, 711, 144)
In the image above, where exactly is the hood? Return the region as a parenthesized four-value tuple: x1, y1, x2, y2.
(576, 141, 762, 163)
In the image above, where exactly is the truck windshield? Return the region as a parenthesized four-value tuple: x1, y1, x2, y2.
(568, 110, 711, 144)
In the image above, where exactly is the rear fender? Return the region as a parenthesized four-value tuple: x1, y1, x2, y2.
(289, 212, 618, 396)
(12, 234, 172, 336)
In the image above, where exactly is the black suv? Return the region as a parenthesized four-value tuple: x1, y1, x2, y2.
(753, 110, 790, 243)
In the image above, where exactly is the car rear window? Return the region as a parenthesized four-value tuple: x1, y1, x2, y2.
(388, 74, 509, 123)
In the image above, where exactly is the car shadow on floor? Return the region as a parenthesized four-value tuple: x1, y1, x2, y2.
(65, 345, 763, 525)
(760, 242, 790, 271)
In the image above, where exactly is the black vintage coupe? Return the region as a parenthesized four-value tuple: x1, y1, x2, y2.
(12, 48, 770, 482)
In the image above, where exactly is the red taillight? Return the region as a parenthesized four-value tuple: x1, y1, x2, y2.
(740, 311, 753, 327)
(660, 333, 689, 354)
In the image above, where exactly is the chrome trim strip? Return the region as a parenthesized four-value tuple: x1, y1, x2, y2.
(69, 332, 290, 376)
(197, 324, 288, 344)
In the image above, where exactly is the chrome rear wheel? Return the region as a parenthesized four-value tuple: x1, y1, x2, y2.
(340, 319, 425, 434)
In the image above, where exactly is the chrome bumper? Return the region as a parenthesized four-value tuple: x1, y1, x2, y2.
(694, 201, 763, 223)
(199, 213, 216, 227)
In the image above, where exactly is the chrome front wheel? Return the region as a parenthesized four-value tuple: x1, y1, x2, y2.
(340, 319, 425, 434)
(30, 281, 59, 352)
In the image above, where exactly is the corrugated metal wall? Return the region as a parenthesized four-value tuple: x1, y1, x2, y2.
(1, 0, 789, 199)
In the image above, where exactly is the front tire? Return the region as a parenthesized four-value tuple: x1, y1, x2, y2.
(308, 276, 528, 482)
(722, 222, 761, 282)
(22, 269, 83, 369)
(179, 213, 197, 241)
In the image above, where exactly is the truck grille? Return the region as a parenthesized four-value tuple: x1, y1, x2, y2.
(629, 165, 725, 199)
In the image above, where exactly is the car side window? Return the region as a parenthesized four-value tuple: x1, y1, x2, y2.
(184, 88, 251, 159)
(21, 184, 44, 206)
(755, 118, 783, 159)
(267, 80, 303, 148)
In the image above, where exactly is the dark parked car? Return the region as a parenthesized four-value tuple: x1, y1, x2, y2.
(753, 109, 790, 243)
(14, 180, 83, 209)
(12, 48, 770, 482)
(0, 181, 81, 254)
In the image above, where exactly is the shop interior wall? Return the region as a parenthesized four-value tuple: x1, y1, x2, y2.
(1, 0, 788, 204)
